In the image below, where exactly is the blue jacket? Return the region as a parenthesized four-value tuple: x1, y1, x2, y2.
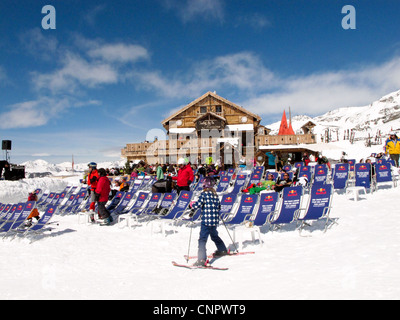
(265, 152, 276, 166)
(191, 190, 221, 226)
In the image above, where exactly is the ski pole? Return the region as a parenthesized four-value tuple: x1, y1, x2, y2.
(186, 210, 196, 263)
(219, 214, 238, 253)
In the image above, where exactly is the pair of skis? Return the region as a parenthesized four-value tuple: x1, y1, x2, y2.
(172, 251, 255, 271)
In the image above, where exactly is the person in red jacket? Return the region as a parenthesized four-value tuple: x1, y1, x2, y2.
(95, 168, 113, 225)
(172, 158, 194, 194)
(87, 162, 99, 212)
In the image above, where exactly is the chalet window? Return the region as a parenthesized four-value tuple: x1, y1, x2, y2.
(215, 105, 222, 113)
(200, 106, 207, 114)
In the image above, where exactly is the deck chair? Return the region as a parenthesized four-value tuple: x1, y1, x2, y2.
(374, 162, 397, 190)
(0, 203, 25, 232)
(313, 166, 328, 185)
(248, 173, 262, 186)
(39, 192, 56, 209)
(231, 174, 248, 194)
(332, 163, 349, 191)
(106, 191, 124, 211)
(295, 184, 335, 233)
(269, 186, 303, 230)
(144, 192, 176, 220)
(242, 192, 279, 247)
(346, 163, 371, 200)
(0, 204, 18, 226)
(2, 201, 36, 237)
(216, 175, 232, 193)
(223, 194, 258, 249)
(150, 191, 193, 236)
(111, 191, 135, 215)
(22, 204, 58, 237)
(117, 192, 150, 228)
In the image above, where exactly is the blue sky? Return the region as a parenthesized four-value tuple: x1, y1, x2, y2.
(1, 0, 400, 164)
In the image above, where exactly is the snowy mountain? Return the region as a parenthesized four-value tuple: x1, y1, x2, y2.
(21, 159, 126, 178)
(266, 89, 400, 138)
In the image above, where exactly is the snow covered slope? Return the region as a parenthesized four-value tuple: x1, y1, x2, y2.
(266, 89, 400, 138)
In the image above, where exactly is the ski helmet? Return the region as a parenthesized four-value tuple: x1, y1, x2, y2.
(88, 162, 97, 168)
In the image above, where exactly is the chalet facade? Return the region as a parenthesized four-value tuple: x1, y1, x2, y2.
(121, 92, 317, 166)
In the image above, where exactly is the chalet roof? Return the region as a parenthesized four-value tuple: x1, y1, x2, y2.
(161, 91, 261, 125)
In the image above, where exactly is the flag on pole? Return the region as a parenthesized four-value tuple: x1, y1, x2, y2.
(72, 155, 74, 172)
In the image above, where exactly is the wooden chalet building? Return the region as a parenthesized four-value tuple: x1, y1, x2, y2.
(121, 91, 317, 166)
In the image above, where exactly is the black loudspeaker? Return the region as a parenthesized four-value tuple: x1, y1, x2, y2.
(2, 140, 11, 150)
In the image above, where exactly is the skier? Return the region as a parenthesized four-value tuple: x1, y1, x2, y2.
(190, 176, 228, 266)
(87, 162, 99, 222)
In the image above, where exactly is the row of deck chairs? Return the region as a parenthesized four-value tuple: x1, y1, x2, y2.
(0, 201, 58, 238)
(111, 183, 335, 247)
(331, 161, 398, 196)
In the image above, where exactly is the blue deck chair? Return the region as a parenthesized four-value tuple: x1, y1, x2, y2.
(58, 194, 77, 214)
(219, 193, 239, 219)
(249, 172, 262, 186)
(64, 189, 88, 215)
(295, 184, 335, 233)
(159, 191, 193, 221)
(269, 186, 303, 230)
(266, 171, 279, 181)
(2, 201, 36, 237)
(231, 174, 248, 193)
(354, 162, 372, 190)
(0, 204, 18, 226)
(294, 162, 304, 169)
(250, 192, 279, 227)
(0, 203, 25, 232)
(224, 194, 258, 249)
(36, 192, 49, 206)
(282, 165, 292, 172)
(112, 191, 135, 215)
(22, 204, 58, 236)
(151, 191, 193, 235)
(313, 166, 328, 185)
(130, 178, 144, 192)
(374, 162, 397, 189)
(348, 159, 356, 172)
(106, 191, 124, 211)
(118, 192, 150, 227)
(224, 194, 258, 225)
(227, 168, 236, 177)
(243, 192, 279, 246)
(145, 192, 176, 220)
(216, 175, 232, 193)
(39, 192, 56, 208)
(332, 163, 349, 191)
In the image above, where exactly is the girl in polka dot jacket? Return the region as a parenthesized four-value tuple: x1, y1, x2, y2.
(190, 177, 228, 266)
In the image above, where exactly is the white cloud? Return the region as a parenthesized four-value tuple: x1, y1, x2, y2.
(33, 52, 119, 93)
(163, 0, 225, 23)
(133, 52, 275, 98)
(0, 98, 68, 129)
(242, 57, 400, 117)
(88, 43, 149, 63)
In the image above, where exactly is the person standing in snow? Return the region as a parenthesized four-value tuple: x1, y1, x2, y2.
(385, 132, 400, 167)
(172, 158, 194, 194)
(190, 176, 228, 266)
(95, 168, 113, 225)
(87, 162, 99, 221)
